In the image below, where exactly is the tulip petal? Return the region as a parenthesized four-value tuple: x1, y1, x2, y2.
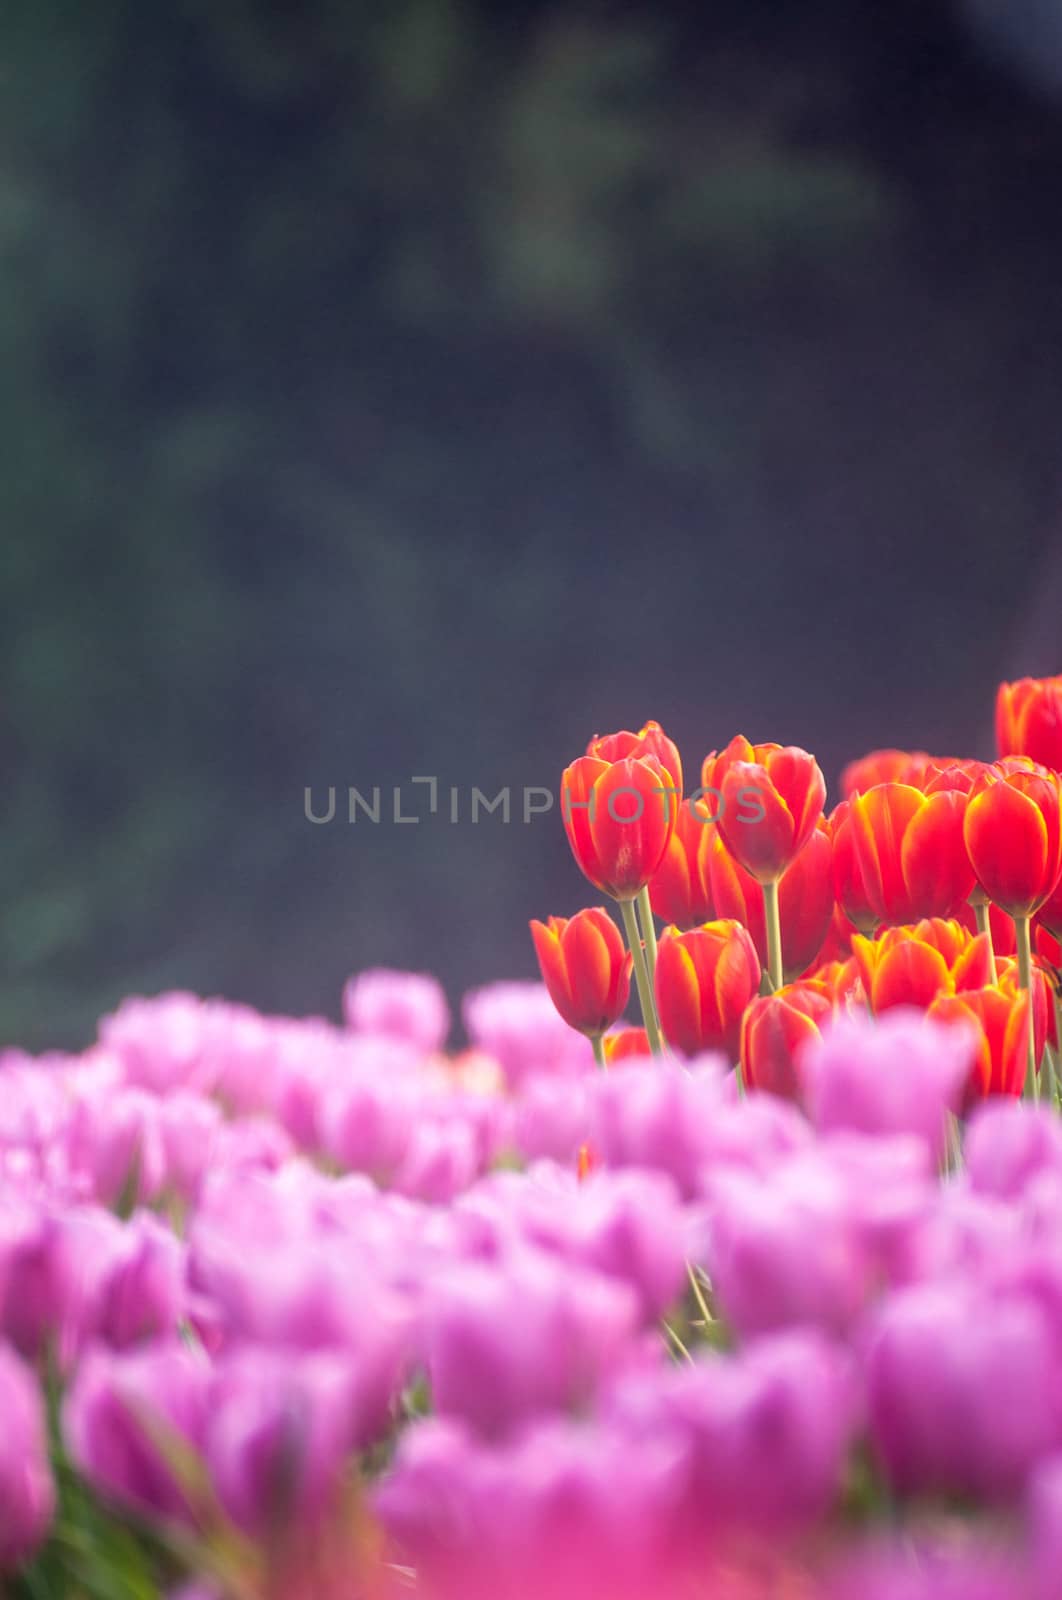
(588, 759, 675, 900)
(871, 940, 951, 1014)
(561, 759, 612, 895)
(850, 785, 924, 924)
(899, 791, 974, 920)
(655, 938, 702, 1056)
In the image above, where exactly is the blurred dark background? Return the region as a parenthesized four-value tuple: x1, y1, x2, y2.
(3, 0, 1062, 1047)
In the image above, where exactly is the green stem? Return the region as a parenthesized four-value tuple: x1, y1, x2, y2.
(1014, 914, 1039, 1102)
(636, 885, 659, 979)
(762, 878, 783, 992)
(973, 898, 998, 985)
(591, 1033, 606, 1071)
(620, 897, 663, 1055)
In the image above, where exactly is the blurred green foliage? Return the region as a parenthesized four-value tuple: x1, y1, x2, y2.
(1, 1, 1061, 1046)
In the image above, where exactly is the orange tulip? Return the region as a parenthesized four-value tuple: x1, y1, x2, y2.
(963, 763, 1062, 918)
(829, 801, 878, 935)
(530, 908, 632, 1038)
(996, 676, 1062, 771)
(849, 783, 974, 925)
(560, 754, 677, 900)
(851, 920, 993, 1015)
(929, 986, 1034, 1101)
(840, 748, 939, 798)
(740, 981, 834, 1101)
(588, 720, 684, 798)
(703, 737, 826, 885)
(647, 796, 717, 929)
(710, 821, 833, 982)
(654, 919, 761, 1059)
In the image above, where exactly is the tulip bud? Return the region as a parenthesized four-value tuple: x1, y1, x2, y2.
(560, 756, 677, 902)
(801, 1009, 971, 1160)
(426, 1255, 639, 1438)
(92, 1211, 186, 1350)
(654, 920, 761, 1060)
(705, 738, 826, 885)
(928, 985, 1033, 1101)
(64, 1341, 212, 1524)
(462, 982, 593, 1088)
(0, 1343, 54, 1566)
(530, 909, 632, 1039)
(342, 968, 450, 1053)
(996, 676, 1062, 771)
(849, 783, 975, 925)
(205, 1349, 367, 1537)
(740, 982, 833, 1101)
(840, 748, 939, 797)
(963, 763, 1062, 918)
(865, 1282, 1060, 1500)
(601, 1027, 652, 1065)
(851, 920, 993, 1014)
(587, 720, 683, 799)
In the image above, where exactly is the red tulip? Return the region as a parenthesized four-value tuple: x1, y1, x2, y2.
(530, 908, 632, 1037)
(929, 986, 1034, 1101)
(654, 919, 761, 1059)
(963, 764, 1062, 918)
(704, 737, 826, 885)
(923, 758, 990, 796)
(851, 920, 993, 1015)
(849, 783, 974, 925)
(561, 755, 677, 900)
(997, 676, 1062, 771)
(1036, 923, 1062, 968)
(829, 801, 878, 935)
(647, 796, 717, 929)
(710, 821, 833, 981)
(802, 956, 863, 1006)
(1036, 867, 1062, 944)
(588, 720, 683, 798)
(812, 901, 861, 967)
(840, 749, 940, 798)
(602, 1027, 652, 1065)
(740, 982, 834, 1101)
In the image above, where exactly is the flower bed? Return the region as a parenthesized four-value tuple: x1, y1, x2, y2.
(3, 678, 1062, 1598)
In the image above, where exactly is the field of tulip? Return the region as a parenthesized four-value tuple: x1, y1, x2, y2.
(4, 677, 1062, 1599)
